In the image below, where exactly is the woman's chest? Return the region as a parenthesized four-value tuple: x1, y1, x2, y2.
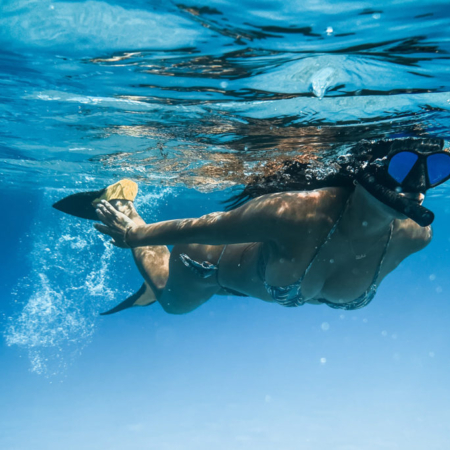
(264, 229, 400, 302)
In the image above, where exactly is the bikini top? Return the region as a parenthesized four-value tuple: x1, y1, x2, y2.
(262, 199, 394, 310)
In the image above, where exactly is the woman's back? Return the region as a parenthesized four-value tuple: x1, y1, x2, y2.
(217, 186, 431, 307)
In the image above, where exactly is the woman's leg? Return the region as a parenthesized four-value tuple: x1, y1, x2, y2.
(158, 244, 223, 314)
(111, 200, 170, 299)
(111, 200, 220, 314)
(109, 201, 168, 298)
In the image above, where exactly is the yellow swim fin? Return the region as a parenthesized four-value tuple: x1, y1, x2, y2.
(91, 179, 138, 206)
(53, 179, 138, 220)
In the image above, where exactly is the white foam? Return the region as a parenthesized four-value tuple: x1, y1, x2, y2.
(5, 212, 114, 375)
(4, 186, 170, 376)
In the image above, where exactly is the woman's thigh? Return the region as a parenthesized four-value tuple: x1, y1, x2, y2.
(158, 243, 223, 314)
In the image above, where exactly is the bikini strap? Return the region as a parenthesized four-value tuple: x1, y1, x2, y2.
(216, 244, 227, 265)
(302, 195, 352, 278)
(371, 220, 395, 287)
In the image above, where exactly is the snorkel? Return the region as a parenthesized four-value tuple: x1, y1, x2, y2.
(355, 170, 435, 227)
(354, 138, 446, 227)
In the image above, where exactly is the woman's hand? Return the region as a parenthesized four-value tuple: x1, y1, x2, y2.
(94, 200, 138, 248)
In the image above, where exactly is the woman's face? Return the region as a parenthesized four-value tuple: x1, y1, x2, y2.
(398, 191, 425, 204)
(390, 192, 426, 219)
(356, 183, 421, 220)
(355, 139, 446, 227)
(376, 141, 450, 194)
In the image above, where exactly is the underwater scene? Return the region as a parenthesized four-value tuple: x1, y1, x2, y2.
(1, 0, 450, 448)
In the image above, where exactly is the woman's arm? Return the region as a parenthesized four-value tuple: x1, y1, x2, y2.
(127, 194, 289, 246)
(94, 190, 336, 248)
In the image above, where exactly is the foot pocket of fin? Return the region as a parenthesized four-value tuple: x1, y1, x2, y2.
(53, 179, 138, 220)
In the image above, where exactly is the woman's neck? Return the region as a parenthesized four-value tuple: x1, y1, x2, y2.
(339, 184, 398, 239)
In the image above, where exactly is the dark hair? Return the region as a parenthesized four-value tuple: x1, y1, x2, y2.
(223, 137, 445, 210)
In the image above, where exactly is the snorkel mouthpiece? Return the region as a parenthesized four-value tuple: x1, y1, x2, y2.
(356, 172, 435, 227)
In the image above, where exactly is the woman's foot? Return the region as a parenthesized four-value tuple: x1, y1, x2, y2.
(92, 179, 138, 206)
(95, 200, 140, 248)
(53, 178, 139, 221)
(109, 200, 145, 226)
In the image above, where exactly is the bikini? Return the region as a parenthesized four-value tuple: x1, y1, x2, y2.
(179, 244, 251, 298)
(180, 199, 394, 310)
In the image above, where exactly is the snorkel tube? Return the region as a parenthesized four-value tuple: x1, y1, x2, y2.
(356, 171, 434, 227)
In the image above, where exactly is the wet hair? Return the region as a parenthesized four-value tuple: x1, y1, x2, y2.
(224, 137, 445, 211)
(223, 158, 355, 210)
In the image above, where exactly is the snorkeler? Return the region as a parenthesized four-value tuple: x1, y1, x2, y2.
(54, 138, 450, 315)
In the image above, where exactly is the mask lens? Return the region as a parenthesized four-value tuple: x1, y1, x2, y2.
(388, 152, 419, 184)
(427, 153, 450, 186)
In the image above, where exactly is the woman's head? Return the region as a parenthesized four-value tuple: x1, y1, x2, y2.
(354, 138, 448, 226)
(225, 137, 447, 226)
(353, 138, 447, 190)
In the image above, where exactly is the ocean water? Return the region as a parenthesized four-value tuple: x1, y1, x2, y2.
(1, 0, 450, 449)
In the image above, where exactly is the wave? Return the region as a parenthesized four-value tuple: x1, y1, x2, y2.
(0, 0, 210, 54)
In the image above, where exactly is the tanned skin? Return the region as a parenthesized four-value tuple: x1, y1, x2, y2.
(95, 184, 431, 314)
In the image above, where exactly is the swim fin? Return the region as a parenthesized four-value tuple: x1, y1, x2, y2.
(53, 188, 105, 220)
(52, 179, 138, 220)
(100, 282, 157, 315)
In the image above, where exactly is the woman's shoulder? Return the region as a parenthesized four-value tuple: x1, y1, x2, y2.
(258, 187, 351, 205)
(263, 187, 351, 213)
(253, 187, 351, 231)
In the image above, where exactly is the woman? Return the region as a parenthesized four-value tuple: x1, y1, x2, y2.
(68, 137, 450, 315)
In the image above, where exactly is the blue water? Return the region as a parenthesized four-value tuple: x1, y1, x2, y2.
(1, 0, 450, 448)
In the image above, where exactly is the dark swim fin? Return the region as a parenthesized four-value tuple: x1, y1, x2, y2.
(53, 189, 105, 220)
(100, 282, 157, 316)
(53, 179, 139, 221)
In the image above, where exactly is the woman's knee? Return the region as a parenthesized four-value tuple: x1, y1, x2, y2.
(158, 290, 212, 315)
(158, 298, 196, 315)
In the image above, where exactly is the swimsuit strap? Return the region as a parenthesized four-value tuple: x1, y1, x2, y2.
(301, 195, 352, 280)
(259, 195, 352, 286)
(179, 244, 227, 280)
(318, 220, 395, 310)
(216, 244, 227, 265)
(370, 220, 395, 287)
